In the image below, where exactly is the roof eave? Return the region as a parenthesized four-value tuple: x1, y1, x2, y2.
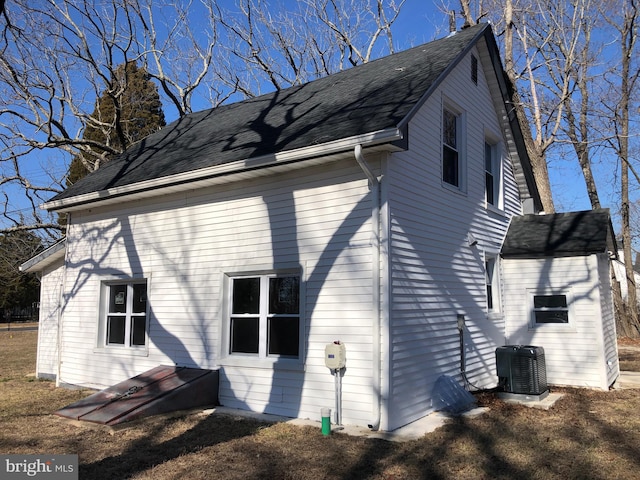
(43, 127, 404, 213)
(20, 238, 66, 273)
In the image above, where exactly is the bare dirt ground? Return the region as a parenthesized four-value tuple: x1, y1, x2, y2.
(2, 329, 640, 480)
(617, 337, 640, 371)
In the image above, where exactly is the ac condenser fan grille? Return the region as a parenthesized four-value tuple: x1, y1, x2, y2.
(496, 345, 548, 395)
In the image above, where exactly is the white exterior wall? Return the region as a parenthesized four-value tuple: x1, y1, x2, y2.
(598, 254, 620, 387)
(36, 261, 65, 379)
(383, 44, 523, 430)
(502, 254, 617, 390)
(59, 161, 378, 426)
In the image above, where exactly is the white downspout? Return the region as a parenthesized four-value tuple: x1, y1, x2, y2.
(354, 145, 382, 431)
(56, 222, 70, 388)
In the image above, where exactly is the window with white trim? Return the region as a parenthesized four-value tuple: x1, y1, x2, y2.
(229, 273, 300, 358)
(101, 280, 148, 348)
(485, 256, 500, 313)
(442, 107, 460, 187)
(485, 141, 497, 206)
(532, 294, 569, 324)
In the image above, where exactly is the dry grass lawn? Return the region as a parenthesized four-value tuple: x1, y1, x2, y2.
(2, 329, 640, 479)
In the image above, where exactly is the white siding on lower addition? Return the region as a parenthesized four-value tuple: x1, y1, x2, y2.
(598, 254, 620, 386)
(36, 261, 65, 380)
(382, 45, 523, 431)
(501, 255, 614, 390)
(59, 160, 377, 427)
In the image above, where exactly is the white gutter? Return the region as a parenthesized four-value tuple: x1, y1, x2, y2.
(43, 128, 403, 212)
(354, 144, 383, 431)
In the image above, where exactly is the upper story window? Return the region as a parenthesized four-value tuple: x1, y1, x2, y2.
(102, 280, 148, 348)
(442, 107, 461, 187)
(471, 54, 478, 84)
(229, 273, 300, 358)
(485, 141, 497, 206)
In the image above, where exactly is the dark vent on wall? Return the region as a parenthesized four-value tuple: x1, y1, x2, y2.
(471, 55, 478, 84)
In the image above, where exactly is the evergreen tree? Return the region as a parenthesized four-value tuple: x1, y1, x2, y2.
(66, 62, 166, 185)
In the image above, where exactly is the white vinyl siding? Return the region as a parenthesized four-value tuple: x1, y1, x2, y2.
(502, 254, 618, 390)
(383, 45, 521, 430)
(58, 159, 376, 426)
(35, 261, 64, 380)
(598, 254, 620, 386)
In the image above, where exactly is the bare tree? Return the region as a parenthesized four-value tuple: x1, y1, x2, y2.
(0, 0, 405, 240)
(212, 0, 405, 96)
(560, 4, 602, 210)
(458, 0, 559, 212)
(602, 0, 640, 336)
(0, 0, 217, 239)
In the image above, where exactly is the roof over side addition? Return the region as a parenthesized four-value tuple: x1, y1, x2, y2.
(501, 209, 617, 259)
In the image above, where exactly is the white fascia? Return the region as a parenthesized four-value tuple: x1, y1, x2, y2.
(43, 128, 404, 213)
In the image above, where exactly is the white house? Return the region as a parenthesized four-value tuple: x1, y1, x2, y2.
(23, 24, 617, 432)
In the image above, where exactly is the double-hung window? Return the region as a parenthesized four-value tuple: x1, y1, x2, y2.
(229, 273, 300, 358)
(102, 280, 148, 348)
(485, 141, 497, 206)
(442, 108, 460, 187)
(485, 256, 500, 313)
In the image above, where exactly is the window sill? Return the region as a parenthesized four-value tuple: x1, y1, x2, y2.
(218, 355, 305, 372)
(442, 181, 467, 196)
(528, 324, 577, 333)
(93, 345, 150, 357)
(485, 203, 506, 217)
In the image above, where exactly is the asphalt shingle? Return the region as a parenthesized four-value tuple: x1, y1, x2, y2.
(501, 209, 616, 258)
(51, 24, 489, 202)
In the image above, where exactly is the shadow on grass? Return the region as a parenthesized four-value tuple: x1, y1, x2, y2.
(70, 390, 640, 479)
(342, 390, 640, 480)
(79, 414, 267, 479)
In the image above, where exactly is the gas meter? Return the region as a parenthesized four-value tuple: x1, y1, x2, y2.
(325, 341, 346, 370)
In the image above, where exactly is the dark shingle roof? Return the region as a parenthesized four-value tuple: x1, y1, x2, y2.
(501, 209, 617, 258)
(50, 24, 492, 204)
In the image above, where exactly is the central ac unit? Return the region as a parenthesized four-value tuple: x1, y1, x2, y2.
(495, 345, 548, 395)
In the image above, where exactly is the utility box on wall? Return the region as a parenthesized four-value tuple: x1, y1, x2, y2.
(325, 342, 346, 370)
(496, 345, 548, 395)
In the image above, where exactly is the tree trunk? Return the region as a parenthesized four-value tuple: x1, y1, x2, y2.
(502, 0, 555, 213)
(617, 0, 640, 337)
